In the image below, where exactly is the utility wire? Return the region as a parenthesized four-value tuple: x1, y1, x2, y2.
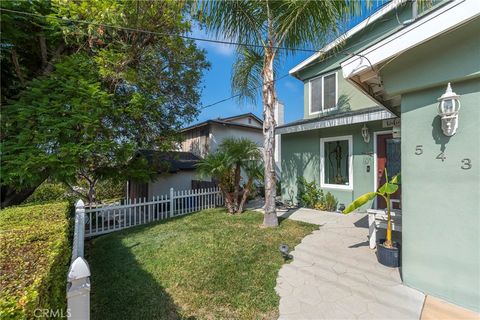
(0, 3, 402, 111)
(0, 8, 320, 53)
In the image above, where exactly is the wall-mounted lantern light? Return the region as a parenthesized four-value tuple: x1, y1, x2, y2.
(361, 124, 370, 143)
(438, 83, 461, 136)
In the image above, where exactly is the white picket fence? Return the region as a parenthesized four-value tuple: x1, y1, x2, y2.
(67, 200, 91, 320)
(84, 187, 223, 237)
(65, 187, 223, 319)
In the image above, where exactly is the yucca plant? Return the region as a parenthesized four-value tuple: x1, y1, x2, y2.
(343, 169, 400, 248)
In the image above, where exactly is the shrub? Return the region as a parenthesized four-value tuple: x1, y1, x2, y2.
(297, 177, 322, 208)
(24, 182, 73, 204)
(314, 192, 339, 212)
(0, 202, 71, 319)
(297, 177, 338, 211)
(25, 179, 125, 205)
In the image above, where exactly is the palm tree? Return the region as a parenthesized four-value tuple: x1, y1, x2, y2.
(237, 159, 263, 213)
(219, 137, 261, 211)
(196, 151, 236, 212)
(194, 1, 360, 227)
(196, 137, 262, 214)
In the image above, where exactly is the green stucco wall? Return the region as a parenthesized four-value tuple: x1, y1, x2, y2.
(400, 78, 480, 312)
(303, 71, 378, 119)
(281, 121, 387, 211)
(381, 17, 480, 97)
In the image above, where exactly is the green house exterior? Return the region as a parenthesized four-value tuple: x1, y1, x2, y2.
(278, 0, 479, 312)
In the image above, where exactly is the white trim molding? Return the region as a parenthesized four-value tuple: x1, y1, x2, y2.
(341, 0, 480, 79)
(320, 135, 353, 191)
(276, 108, 394, 135)
(290, 0, 406, 75)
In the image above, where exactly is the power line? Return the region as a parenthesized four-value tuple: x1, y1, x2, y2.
(0, 3, 402, 111)
(0, 8, 321, 53)
(200, 74, 290, 110)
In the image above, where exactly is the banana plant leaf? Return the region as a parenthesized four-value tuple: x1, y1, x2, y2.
(342, 192, 377, 214)
(391, 174, 401, 184)
(378, 183, 398, 195)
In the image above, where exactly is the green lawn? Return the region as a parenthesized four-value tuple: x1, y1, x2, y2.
(87, 209, 316, 319)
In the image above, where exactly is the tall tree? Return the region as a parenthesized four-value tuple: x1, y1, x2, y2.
(194, 1, 359, 226)
(1, 0, 209, 206)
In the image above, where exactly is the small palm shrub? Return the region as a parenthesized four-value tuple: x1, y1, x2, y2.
(196, 138, 262, 214)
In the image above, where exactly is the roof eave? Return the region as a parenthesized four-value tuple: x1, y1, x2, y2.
(289, 0, 407, 76)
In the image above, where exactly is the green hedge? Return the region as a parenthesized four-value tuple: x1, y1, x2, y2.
(0, 202, 71, 319)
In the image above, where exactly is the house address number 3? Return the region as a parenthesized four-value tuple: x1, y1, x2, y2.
(414, 145, 472, 170)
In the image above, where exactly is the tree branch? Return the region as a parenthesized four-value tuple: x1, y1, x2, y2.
(64, 181, 87, 199)
(42, 43, 65, 75)
(39, 33, 48, 69)
(11, 49, 25, 86)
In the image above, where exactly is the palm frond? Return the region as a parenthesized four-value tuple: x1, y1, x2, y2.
(231, 46, 265, 104)
(271, 0, 363, 53)
(219, 137, 261, 164)
(193, 0, 266, 47)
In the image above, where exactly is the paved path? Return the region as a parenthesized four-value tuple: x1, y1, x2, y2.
(274, 208, 425, 320)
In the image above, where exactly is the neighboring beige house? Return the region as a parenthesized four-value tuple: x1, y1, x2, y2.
(181, 113, 264, 158)
(127, 151, 202, 199)
(129, 112, 284, 200)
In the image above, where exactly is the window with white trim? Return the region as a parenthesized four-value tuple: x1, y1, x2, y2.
(309, 72, 337, 114)
(320, 135, 353, 190)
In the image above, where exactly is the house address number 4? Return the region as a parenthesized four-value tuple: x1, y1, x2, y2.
(414, 145, 472, 170)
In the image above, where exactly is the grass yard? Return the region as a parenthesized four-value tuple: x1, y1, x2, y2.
(87, 208, 316, 319)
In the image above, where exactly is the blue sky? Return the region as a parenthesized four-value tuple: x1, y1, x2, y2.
(190, 2, 386, 125)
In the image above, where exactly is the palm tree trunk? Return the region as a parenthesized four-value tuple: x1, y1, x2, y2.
(262, 49, 278, 227)
(219, 184, 235, 214)
(233, 163, 241, 212)
(237, 178, 253, 214)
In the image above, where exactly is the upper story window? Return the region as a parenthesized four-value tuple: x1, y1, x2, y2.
(309, 72, 337, 115)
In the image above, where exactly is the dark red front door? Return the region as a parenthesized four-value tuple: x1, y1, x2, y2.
(376, 134, 401, 209)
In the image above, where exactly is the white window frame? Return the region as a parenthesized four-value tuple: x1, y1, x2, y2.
(308, 71, 338, 115)
(320, 135, 353, 191)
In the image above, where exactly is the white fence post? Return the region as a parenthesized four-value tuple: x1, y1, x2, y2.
(67, 257, 90, 320)
(169, 187, 174, 218)
(72, 200, 85, 261)
(68, 199, 90, 319)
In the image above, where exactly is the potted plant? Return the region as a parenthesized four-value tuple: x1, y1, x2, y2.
(343, 169, 401, 267)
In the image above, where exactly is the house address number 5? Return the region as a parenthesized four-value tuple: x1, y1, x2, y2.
(415, 145, 423, 155)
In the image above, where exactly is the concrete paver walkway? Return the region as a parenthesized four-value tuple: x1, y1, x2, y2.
(274, 208, 425, 320)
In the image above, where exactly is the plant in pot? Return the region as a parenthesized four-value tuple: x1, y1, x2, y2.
(342, 169, 401, 267)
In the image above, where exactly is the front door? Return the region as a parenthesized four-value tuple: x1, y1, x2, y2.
(376, 134, 401, 209)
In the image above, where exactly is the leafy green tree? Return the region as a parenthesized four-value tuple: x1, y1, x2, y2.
(196, 138, 262, 214)
(1, 0, 209, 206)
(194, 0, 360, 226)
